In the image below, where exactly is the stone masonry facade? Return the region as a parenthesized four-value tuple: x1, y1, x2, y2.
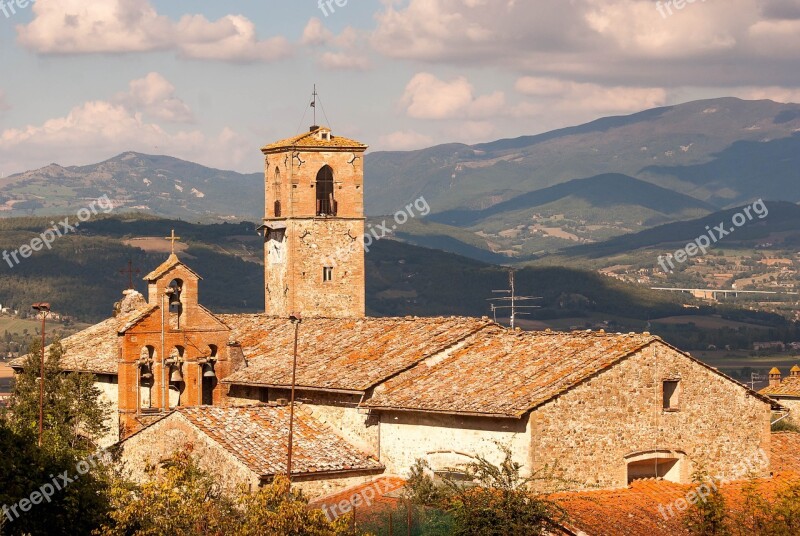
(529, 342, 772, 490)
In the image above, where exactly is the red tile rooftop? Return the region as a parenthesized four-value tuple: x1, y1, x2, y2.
(219, 315, 495, 392)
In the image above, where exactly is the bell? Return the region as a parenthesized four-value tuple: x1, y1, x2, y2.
(170, 366, 184, 383)
(202, 363, 216, 378)
(140, 368, 153, 381)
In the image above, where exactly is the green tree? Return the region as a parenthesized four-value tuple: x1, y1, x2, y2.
(684, 470, 730, 535)
(404, 446, 568, 536)
(0, 338, 113, 535)
(97, 447, 360, 536)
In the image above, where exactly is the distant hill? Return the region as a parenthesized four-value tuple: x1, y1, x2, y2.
(428, 173, 715, 227)
(0, 152, 263, 222)
(365, 98, 800, 216)
(556, 201, 800, 262)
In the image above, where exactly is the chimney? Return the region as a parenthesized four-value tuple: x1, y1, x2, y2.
(791, 365, 800, 378)
(769, 367, 782, 387)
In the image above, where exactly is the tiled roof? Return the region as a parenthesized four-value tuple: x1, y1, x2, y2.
(551, 472, 800, 536)
(170, 405, 383, 478)
(366, 329, 660, 417)
(9, 306, 151, 375)
(771, 432, 800, 473)
(308, 476, 406, 522)
(760, 375, 800, 397)
(219, 315, 494, 392)
(142, 253, 202, 282)
(261, 127, 368, 152)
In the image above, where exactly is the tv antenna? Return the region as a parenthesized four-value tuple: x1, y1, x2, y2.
(487, 270, 540, 330)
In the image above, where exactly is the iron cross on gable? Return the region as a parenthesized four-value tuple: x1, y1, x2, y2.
(165, 229, 181, 254)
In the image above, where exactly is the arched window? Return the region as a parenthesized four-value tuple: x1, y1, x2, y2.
(167, 279, 183, 329)
(202, 345, 218, 406)
(315, 165, 336, 216)
(139, 346, 155, 410)
(168, 346, 185, 408)
(273, 168, 282, 217)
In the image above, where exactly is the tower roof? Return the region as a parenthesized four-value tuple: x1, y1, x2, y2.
(261, 126, 368, 153)
(143, 253, 203, 282)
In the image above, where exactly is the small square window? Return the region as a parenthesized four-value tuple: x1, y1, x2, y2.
(323, 266, 333, 282)
(663, 380, 680, 410)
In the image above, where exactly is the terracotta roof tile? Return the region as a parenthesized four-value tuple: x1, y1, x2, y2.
(308, 476, 406, 522)
(261, 127, 368, 153)
(760, 375, 800, 397)
(366, 329, 659, 417)
(9, 305, 151, 375)
(171, 405, 383, 478)
(551, 472, 800, 536)
(219, 315, 494, 392)
(771, 432, 800, 473)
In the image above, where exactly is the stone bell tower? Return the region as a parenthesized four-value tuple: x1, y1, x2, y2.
(260, 126, 368, 318)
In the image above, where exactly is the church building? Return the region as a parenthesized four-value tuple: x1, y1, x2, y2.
(13, 126, 785, 498)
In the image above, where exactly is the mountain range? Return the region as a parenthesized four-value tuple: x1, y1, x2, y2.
(2, 97, 799, 263)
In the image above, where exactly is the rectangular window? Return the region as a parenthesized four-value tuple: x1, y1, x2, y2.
(323, 266, 333, 282)
(663, 380, 680, 410)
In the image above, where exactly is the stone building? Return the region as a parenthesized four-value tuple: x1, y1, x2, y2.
(760, 366, 800, 425)
(11, 126, 785, 496)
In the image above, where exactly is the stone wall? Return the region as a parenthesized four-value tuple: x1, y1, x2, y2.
(118, 413, 260, 495)
(776, 397, 800, 425)
(263, 142, 367, 318)
(94, 377, 120, 448)
(269, 388, 379, 455)
(529, 341, 772, 491)
(377, 410, 530, 478)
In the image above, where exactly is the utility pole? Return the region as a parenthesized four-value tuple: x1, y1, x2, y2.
(286, 312, 302, 490)
(31, 302, 50, 448)
(488, 271, 540, 330)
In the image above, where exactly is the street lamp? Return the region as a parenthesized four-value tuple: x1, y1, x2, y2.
(286, 312, 301, 487)
(31, 302, 50, 448)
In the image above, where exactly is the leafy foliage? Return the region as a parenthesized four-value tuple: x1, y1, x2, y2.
(402, 446, 568, 536)
(0, 339, 113, 535)
(97, 447, 360, 536)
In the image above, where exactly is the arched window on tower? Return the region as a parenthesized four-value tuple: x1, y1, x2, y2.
(202, 344, 218, 406)
(273, 167, 282, 217)
(139, 346, 155, 410)
(315, 165, 336, 216)
(167, 278, 183, 329)
(168, 346, 185, 408)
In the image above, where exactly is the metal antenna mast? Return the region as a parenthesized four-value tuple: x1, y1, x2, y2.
(488, 270, 540, 330)
(311, 85, 318, 126)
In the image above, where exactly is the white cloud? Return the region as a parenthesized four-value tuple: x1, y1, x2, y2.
(318, 52, 371, 71)
(371, 0, 800, 87)
(378, 130, 435, 151)
(115, 73, 194, 123)
(401, 73, 505, 120)
(17, 0, 291, 63)
(515, 77, 667, 115)
(734, 86, 800, 104)
(0, 75, 253, 174)
(302, 18, 334, 46)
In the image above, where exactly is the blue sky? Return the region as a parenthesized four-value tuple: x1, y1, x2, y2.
(0, 0, 798, 175)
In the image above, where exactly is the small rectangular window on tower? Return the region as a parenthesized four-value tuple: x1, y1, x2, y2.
(323, 266, 333, 282)
(663, 380, 680, 411)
